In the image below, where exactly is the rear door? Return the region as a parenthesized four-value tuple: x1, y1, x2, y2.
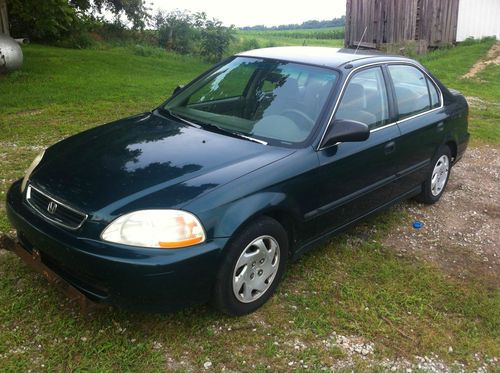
(386, 64, 448, 195)
(313, 66, 400, 235)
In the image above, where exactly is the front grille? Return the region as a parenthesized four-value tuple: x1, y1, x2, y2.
(26, 185, 88, 230)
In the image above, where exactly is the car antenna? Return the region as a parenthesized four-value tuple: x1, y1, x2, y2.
(354, 26, 367, 55)
(344, 26, 367, 69)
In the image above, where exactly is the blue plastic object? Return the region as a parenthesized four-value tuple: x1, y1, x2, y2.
(412, 220, 423, 229)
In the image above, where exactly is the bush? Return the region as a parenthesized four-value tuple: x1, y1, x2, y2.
(241, 38, 261, 51)
(154, 10, 235, 61)
(56, 31, 95, 49)
(155, 10, 197, 54)
(200, 20, 235, 61)
(130, 44, 166, 58)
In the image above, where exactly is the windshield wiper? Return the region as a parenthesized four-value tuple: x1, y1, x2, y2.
(231, 132, 268, 145)
(161, 108, 201, 129)
(160, 108, 267, 145)
(197, 121, 267, 145)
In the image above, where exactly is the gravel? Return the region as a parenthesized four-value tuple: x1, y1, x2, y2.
(384, 146, 500, 285)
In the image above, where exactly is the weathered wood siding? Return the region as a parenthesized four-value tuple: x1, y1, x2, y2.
(418, 0, 459, 45)
(0, 0, 9, 35)
(345, 0, 460, 48)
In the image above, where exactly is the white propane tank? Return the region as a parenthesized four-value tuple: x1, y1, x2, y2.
(0, 34, 23, 73)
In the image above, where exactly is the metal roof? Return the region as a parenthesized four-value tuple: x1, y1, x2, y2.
(236, 46, 410, 69)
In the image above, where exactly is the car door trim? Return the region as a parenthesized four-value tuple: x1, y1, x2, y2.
(304, 158, 431, 221)
(304, 174, 397, 220)
(395, 159, 430, 178)
(317, 61, 444, 151)
(296, 186, 422, 259)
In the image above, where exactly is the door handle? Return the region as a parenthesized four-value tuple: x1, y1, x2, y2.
(436, 121, 444, 132)
(384, 141, 396, 155)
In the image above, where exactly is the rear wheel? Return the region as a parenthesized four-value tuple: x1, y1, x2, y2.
(213, 217, 288, 316)
(416, 145, 452, 204)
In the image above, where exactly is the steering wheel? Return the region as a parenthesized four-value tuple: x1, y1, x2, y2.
(280, 108, 315, 131)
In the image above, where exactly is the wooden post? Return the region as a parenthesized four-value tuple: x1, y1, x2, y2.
(0, 0, 9, 35)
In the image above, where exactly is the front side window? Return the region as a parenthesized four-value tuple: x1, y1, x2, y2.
(388, 65, 433, 120)
(335, 67, 390, 130)
(165, 57, 339, 146)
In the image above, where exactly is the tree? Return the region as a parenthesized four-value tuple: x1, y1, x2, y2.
(8, 0, 78, 41)
(197, 14, 235, 61)
(154, 10, 235, 60)
(7, 0, 150, 42)
(155, 10, 195, 54)
(71, 0, 150, 29)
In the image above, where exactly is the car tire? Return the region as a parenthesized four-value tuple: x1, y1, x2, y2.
(415, 145, 452, 204)
(213, 216, 288, 316)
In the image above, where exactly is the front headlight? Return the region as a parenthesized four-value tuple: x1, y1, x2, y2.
(101, 210, 206, 248)
(21, 150, 45, 193)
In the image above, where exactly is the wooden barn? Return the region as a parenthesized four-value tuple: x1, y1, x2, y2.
(344, 0, 498, 51)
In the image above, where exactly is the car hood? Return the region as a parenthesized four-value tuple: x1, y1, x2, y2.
(30, 111, 293, 217)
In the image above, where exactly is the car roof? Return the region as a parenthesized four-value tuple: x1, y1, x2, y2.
(236, 46, 413, 69)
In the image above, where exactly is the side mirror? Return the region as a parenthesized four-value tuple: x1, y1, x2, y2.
(321, 119, 370, 148)
(172, 85, 184, 96)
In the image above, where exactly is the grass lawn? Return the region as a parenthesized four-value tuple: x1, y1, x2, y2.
(418, 40, 500, 145)
(0, 41, 499, 371)
(230, 28, 344, 54)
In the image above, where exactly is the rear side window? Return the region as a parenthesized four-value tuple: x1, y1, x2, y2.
(335, 67, 390, 130)
(388, 65, 432, 120)
(427, 78, 441, 108)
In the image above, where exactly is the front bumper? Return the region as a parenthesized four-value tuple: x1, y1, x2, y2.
(5, 180, 227, 311)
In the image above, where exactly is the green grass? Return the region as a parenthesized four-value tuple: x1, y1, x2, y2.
(0, 45, 208, 233)
(230, 27, 344, 54)
(0, 40, 499, 371)
(416, 39, 500, 145)
(238, 27, 344, 40)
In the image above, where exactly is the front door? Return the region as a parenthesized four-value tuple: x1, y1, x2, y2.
(312, 66, 400, 236)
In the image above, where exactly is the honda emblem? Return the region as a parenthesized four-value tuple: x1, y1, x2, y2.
(47, 201, 58, 214)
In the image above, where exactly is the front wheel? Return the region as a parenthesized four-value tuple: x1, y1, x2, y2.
(213, 217, 288, 316)
(416, 145, 452, 204)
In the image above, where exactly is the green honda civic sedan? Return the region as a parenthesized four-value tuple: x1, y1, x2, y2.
(6, 46, 469, 315)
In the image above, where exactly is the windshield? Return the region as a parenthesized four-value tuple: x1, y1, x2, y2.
(164, 57, 339, 146)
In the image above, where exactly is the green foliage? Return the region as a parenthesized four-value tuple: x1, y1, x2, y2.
(229, 28, 344, 55)
(7, 0, 79, 42)
(200, 18, 235, 62)
(241, 38, 261, 51)
(129, 44, 167, 58)
(416, 38, 499, 145)
(242, 28, 345, 40)
(81, 0, 151, 29)
(7, 0, 150, 45)
(241, 16, 345, 31)
(155, 10, 197, 54)
(154, 10, 235, 61)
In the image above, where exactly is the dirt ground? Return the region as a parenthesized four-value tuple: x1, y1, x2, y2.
(462, 42, 500, 79)
(384, 145, 500, 287)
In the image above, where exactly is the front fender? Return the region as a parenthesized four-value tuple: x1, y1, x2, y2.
(184, 148, 319, 247)
(208, 192, 303, 239)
